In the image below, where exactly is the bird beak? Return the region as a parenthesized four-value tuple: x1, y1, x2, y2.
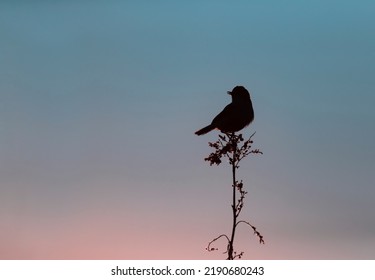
(227, 91, 232, 95)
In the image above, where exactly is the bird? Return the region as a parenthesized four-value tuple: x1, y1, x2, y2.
(195, 86, 254, 135)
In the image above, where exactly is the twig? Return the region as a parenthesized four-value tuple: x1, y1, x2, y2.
(204, 132, 264, 259)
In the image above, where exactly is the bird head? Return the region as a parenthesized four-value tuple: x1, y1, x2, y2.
(227, 86, 250, 102)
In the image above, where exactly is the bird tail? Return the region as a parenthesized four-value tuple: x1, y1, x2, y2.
(195, 124, 215, 135)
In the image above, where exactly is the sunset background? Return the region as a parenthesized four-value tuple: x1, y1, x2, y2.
(1, 1, 374, 259)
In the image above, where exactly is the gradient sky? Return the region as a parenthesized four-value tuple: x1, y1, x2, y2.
(1, 1, 375, 259)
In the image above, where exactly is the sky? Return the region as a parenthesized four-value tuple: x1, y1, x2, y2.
(1, 0, 374, 259)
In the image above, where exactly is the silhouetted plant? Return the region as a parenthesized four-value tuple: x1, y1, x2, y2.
(204, 132, 264, 260)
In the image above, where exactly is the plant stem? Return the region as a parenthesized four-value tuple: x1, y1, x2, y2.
(228, 136, 237, 260)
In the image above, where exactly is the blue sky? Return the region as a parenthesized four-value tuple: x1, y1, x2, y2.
(1, 1, 374, 259)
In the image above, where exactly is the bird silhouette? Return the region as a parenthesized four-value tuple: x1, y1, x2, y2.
(195, 86, 254, 135)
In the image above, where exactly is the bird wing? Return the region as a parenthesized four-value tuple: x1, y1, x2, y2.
(211, 104, 235, 127)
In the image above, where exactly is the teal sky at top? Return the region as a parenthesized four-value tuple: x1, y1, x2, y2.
(1, 1, 375, 259)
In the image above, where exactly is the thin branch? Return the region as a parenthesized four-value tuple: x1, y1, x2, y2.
(236, 220, 265, 244)
(206, 234, 230, 254)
